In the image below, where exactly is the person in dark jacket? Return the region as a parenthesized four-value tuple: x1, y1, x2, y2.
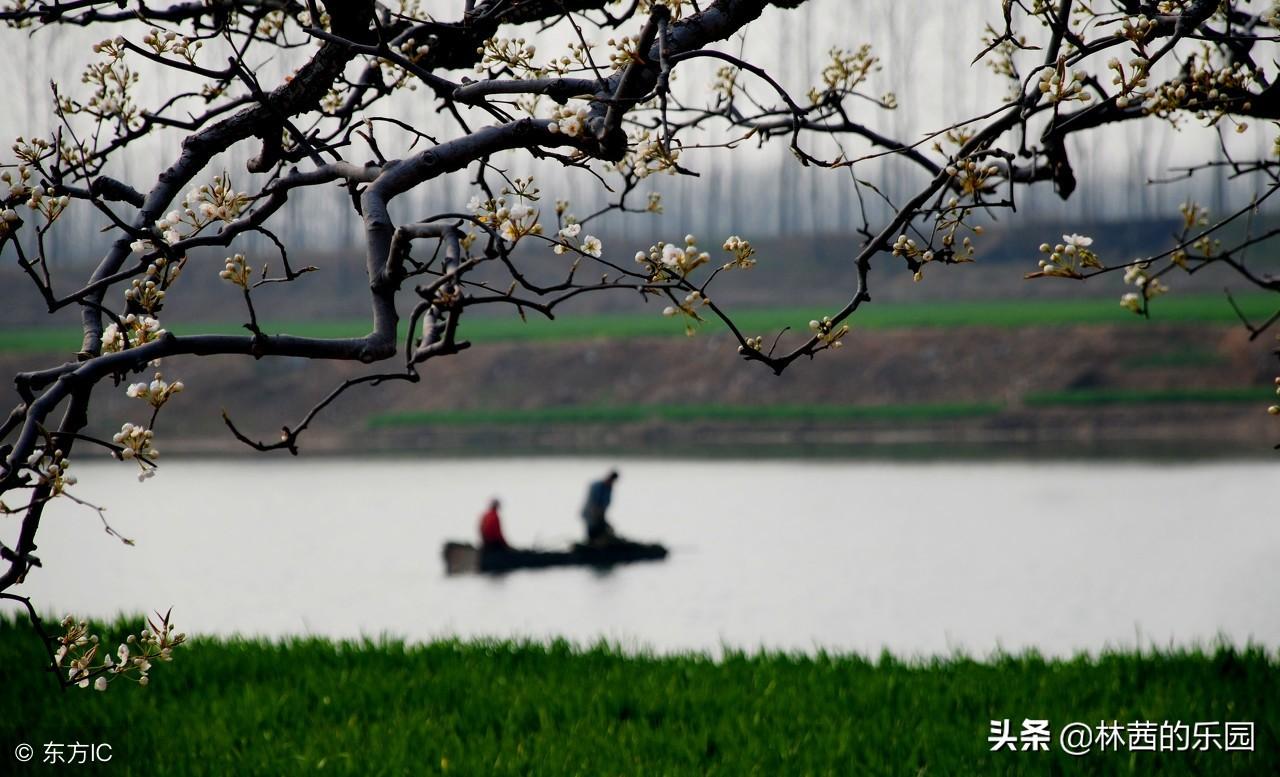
(479, 498, 510, 551)
(581, 470, 619, 544)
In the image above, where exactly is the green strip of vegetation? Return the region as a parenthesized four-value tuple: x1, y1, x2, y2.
(367, 401, 1005, 428)
(1025, 387, 1272, 407)
(1, 616, 1275, 775)
(370, 387, 1274, 429)
(3, 292, 1276, 353)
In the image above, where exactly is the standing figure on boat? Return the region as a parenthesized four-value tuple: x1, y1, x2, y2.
(581, 470, 619, 545)
(479, 498, 510, 551)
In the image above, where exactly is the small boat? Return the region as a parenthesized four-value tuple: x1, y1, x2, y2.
(443, 539, 668, 575)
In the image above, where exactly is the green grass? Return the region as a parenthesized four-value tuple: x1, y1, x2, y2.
(0, 616, 1275, 775)
(3, 292, 1276, 353)
(1025, 387, 1274, 407)
(368, 402, 1005, 429)
(368, 387, 1275, 430)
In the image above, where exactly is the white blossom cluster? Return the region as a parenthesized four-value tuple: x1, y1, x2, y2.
(476, 37, 537, 75)
(1265, 1, 1280, 28)
(547, 103, 591, 137)
(737, 335, 765, 354)
(0, 166, 33, 238)
(1144, 57, 1258, 128)
(625, 130, 682, 178)
(89, 36, 126, 57)
(219, 253, 253, 288)
(297, 8, 330, 30)
(59, 135, 92, 166)
(945, 159, 1001, 196)
(606, 34, 642, 69)
(397, 36, 431, 63)
(892, 234, 935, 264)
(721, 236, 756, 270)
(1189, 231, 1221, 262)
(1, 156, 66, 227)
(1035, 233, 1102, 278)
(253, 9, 288, 37)
(124, 278, 163, 313)
(55, 613, 185, 691)
(24, 184, 71, 223)
(2, 0, 33, 28)
(638, 0, 687, 19)
(1037, 58, 1091, 104)
(712, 65, 739, 101)
(1119, 15, 1156, 45)
(129, 178, 246, 255)
(808, 316, 850, 349)
(1, 165, 32, 198)
(468, 179, 547, 245)
(141, 27, 202, 64)
(544, 41, 595, 76)
(811, 45, 881, 102)
(101, 314, 166, 353)
(112, 422, 158, 480)
(10, 136, 49, 165)
(126, 372, 184, 409)
(125, 257, 182, 313)
(1167, 201, 1210, 268)
(183, 174, 250, 228)
(662, 289, 709, 336)
(635, 234, 711, 279)
(78, 41, 142, 127)
(26, 447, 75, 496)
(549, 222, 603, 258)
(930, 198, 984, 276)
(499, 202, 541, 242)
(147, 210, 185, 248)
(1106, 56, 1150, 109)
(1119, 260, 1168, 314)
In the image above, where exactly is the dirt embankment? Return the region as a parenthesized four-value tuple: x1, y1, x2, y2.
(2, 322, 1275, 458)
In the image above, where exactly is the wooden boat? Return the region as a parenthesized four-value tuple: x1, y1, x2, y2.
(443, 539, 668, 575)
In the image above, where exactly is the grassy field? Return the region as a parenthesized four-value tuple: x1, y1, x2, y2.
(1023, 387, 1275, 407)
(367, 387, 1272, 429)
(0, 617, 1275, 776)
(2, 292, 1276, 353)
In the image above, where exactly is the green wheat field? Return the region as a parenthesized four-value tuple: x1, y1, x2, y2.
(1, 616, 1275, 775)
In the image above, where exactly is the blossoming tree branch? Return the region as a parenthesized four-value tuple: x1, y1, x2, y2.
(1, 0, 1279, 683)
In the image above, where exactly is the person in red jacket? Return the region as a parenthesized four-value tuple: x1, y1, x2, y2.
(479, 498, 510, 551)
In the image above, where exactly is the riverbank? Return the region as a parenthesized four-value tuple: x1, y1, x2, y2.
(1, 616, 1274, 775)
(2, 293, 1277, 457)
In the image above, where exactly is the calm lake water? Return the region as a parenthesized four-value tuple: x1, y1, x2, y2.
(4, 458, 1277, 657)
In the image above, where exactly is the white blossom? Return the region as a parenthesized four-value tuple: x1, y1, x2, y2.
(661, 244, 684, 267)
